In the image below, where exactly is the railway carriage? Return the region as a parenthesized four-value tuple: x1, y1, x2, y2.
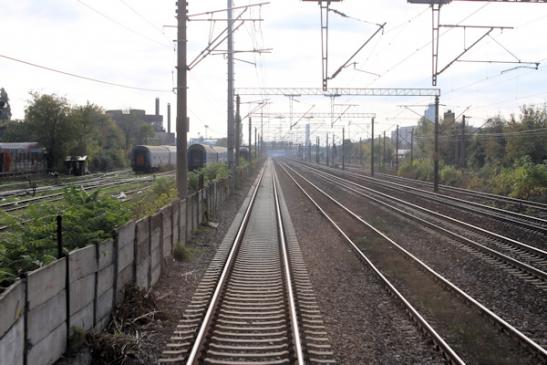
(187, 143, 228, 170)
(0, 142, 46, 177)
(131, 145, 177, 173)
(131, 143, 228, 173)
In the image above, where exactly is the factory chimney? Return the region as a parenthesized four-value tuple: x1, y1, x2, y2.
(167, 103, 171, 133)
(155, 97, 160, 115)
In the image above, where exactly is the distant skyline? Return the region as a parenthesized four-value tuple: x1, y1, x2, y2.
(2, 0, 547, 144)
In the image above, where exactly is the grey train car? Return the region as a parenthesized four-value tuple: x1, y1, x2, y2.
(131, 144, 228, 173)
(0, 142, 46, 177)
(131, 145, 177, 173)
(188, 144, 228, 171)
(239, 146, 250, 161)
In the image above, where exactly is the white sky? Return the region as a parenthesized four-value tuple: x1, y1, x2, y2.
(2, 0, 547, 145)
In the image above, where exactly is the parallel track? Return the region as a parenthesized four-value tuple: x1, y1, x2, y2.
(293, 162, 547, 289)
(343, 163, 547, 227)
(279, 160, 547, 364)
(160, 162, 334, 364)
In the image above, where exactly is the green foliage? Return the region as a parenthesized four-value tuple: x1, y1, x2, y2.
(0, 187, 130, 288)
(173, 241, 190, 262)
(24, 93, 75, 170)
(69, 103, 127, 171)
(491, 157, 547, 201)
(0, 88, 11, 120)
(131, 177, 177, 218)
(440, 165, 464, 186)
(397, 159, 434, 181)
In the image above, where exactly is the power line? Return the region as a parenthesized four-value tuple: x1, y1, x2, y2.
(118, 0, 167, 36)
(76, 0, 172, 49)
(0, 53, 172, 93)
(370, 3, 491, 84)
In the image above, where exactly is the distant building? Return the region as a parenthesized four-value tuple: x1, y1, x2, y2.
(106, 98, 175, 146)
(391, 125, 416, 149)
(444, 110, 455, 124)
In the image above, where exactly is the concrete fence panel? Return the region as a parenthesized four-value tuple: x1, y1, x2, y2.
(180, 199, 187, 246)
(96, 240, 115, 330)
(172, 201, 180, 248)
(161, 205, 173, 259)
(0, 281, 25, 365)
(115, 221, 136, 303)
(27, 259, 67, 365)
(150, 212, 162, 286)
(135, 217, 151, 289)
(69, 245, 97, 334)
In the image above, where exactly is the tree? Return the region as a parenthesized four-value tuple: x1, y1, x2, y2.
(69, 104, 127, 171)
(25, 93, 76, 171)
(505, 106, 546, 164)
(0, 120, 31, 142)
(0, 88, 12, 121)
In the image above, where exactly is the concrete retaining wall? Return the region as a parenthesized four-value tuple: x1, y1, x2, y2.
(0, 166, 255, 365)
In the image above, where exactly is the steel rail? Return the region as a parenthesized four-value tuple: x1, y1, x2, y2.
(276, 161, 466, 365)
(281, 161, 547, 360)
(350, 166, 547, 229)
(320, 162, 547, 232)
(295, 162, 547, 281)
(0, 174, 171, 211)
(185, 167, 265, 364)
(272, 166, 305, 365)
(300, 162, 546, 257)
(374, 171, 547, 212)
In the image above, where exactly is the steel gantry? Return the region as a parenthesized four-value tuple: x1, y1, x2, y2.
(408, 0, 544, 85)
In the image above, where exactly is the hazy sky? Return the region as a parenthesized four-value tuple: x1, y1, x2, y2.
(2, 0, 547, 144)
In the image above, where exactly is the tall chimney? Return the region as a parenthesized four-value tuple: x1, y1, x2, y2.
(167, 103, 171, 133)
(155, 97, 160, 115)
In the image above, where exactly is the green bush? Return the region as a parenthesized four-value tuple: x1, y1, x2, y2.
(440, 165, 464, 186)
(492, 157, 547, 200)
(0, 187, 130, 288)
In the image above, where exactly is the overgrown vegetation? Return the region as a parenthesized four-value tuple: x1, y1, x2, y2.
(379, 105, 546, 201)
(88, 285, 164, 364)
(0, 188, 130, 288)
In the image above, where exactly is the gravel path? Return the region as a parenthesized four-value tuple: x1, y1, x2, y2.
(289, 162, 547, 353)
(276, 162, 446, 364)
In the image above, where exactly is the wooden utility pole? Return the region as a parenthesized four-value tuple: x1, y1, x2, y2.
(395, 124, 399, 171)
(461, 115, 466, 167)
(359, 137, 363, 166)
(342, 127, 345, 170)
(326, 133, 329, 166)
(410, 127, 414, 163)
(254, 127, 257, 160)
(176, 0, 188, 199)
(316, 137, 320, 163)
(235, 94, 241, 167)
(383, 131, 386, 170)
(370, 117, 375, 176)
(434, 95, 440, 192)
(248, 117, 252, 161)
(227, 0, 235, 186)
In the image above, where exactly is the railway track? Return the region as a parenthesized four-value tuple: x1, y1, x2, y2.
(345, 163, 547, 222)
(159, 161, 335, 364)
(0, 168, 134, 198)
(372, 169, 547, 217)
(278, 160, 547, 364)
(0, 172, 173, 213)
(310, 161, 547, 237)
(293, 162, 547, 289)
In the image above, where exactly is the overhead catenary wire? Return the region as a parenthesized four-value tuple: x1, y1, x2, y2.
(117, 0, 170, 37)
(76, 0, 173, 49)
(0, 54, 172, 93)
